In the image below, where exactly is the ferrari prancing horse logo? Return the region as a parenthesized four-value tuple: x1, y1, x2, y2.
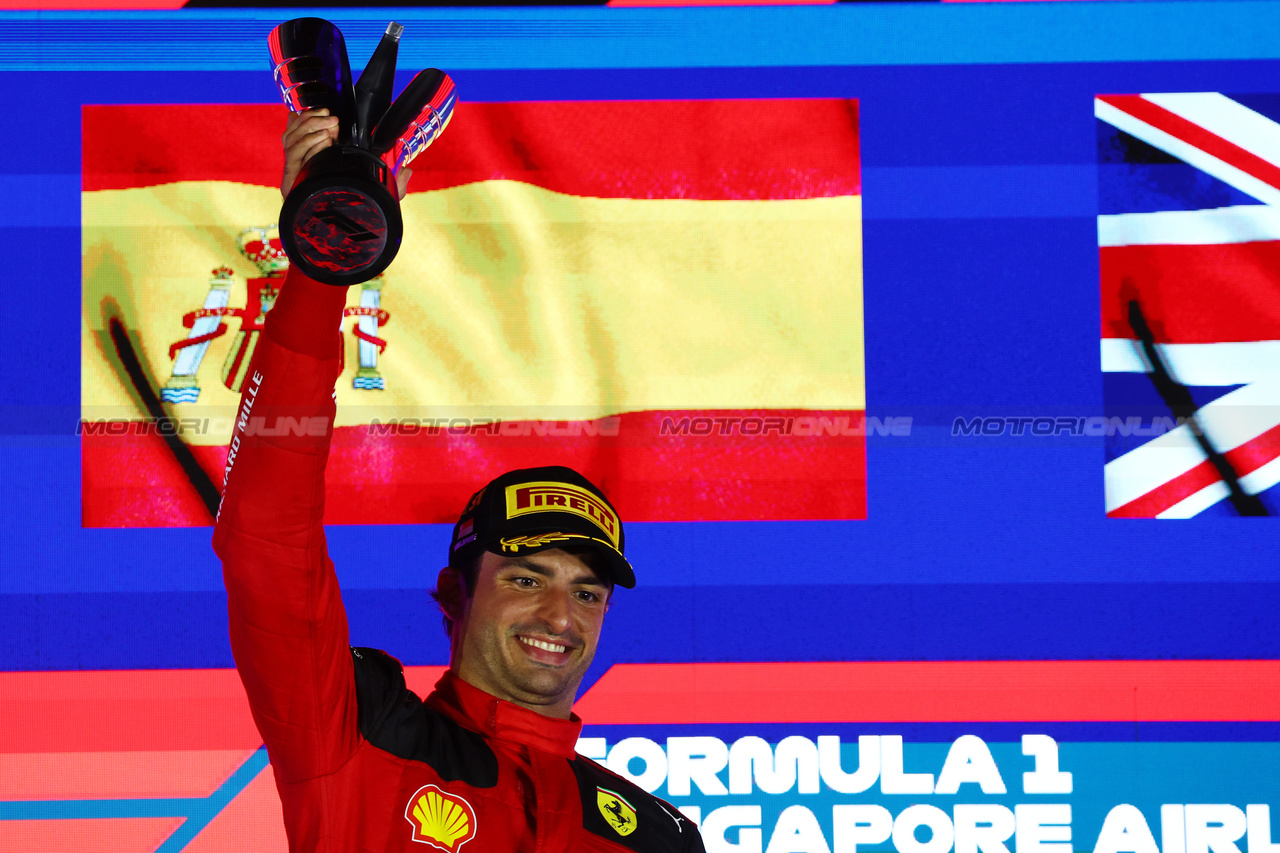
(597, 786, 638, 837)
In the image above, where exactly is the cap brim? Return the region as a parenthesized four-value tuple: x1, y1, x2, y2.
(491, 531, 635, 589)
(596, 547, 636, 590)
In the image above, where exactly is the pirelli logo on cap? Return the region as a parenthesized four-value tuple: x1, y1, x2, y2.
(505, 482, 619, 548)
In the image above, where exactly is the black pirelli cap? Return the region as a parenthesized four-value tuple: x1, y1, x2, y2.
(448, 466, 635, 589)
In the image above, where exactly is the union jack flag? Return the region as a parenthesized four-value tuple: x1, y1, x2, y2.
(1096, 92, 1280, 518)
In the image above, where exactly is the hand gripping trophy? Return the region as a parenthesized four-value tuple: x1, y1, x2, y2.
(269, 18, 456, 285)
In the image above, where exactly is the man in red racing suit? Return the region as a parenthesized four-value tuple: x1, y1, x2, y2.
(213, 108, 705, 853)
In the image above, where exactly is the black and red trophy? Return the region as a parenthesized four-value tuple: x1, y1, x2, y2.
(269, 18, 456, 285)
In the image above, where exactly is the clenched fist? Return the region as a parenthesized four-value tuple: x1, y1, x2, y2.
(280, 108, 412, 200)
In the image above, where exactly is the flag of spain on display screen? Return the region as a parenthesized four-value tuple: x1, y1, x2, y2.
(80, 100, 865, 527)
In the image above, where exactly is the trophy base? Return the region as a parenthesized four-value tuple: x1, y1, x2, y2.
(280, 146, 403, 286)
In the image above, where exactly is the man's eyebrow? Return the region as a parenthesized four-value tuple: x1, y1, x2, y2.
(571, 574, 609, 588)
(502, 558, 553, 577)
(501, 558, 607, 588)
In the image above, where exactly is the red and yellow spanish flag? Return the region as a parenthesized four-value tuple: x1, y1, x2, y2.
(81, 100, 865, 527)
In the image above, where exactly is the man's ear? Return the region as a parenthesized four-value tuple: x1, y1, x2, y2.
(435, 566, 464, 621)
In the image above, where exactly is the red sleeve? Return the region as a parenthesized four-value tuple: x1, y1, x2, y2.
(212, 266, 358, 784)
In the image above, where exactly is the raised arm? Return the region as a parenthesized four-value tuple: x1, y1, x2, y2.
(212, 108, 359, 783)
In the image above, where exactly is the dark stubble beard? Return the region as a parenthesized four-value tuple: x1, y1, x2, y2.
(475, 621, 593, 708)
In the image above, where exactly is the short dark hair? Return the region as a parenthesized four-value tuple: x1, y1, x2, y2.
(429, 543, 613, 638)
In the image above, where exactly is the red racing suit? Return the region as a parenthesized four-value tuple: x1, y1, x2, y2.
(213, 267, 705, 853)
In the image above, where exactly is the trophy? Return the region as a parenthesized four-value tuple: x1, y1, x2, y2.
(269, 18, 456, 285)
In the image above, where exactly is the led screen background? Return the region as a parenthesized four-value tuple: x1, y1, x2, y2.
(3, 3, 1280, 852)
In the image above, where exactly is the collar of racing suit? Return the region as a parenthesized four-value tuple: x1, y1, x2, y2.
(426, 670, 584, 759)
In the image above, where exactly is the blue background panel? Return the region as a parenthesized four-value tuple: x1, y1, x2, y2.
(5, 50, 1280, 668)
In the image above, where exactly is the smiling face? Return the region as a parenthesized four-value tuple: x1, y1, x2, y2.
(441, 548, 612, 719)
